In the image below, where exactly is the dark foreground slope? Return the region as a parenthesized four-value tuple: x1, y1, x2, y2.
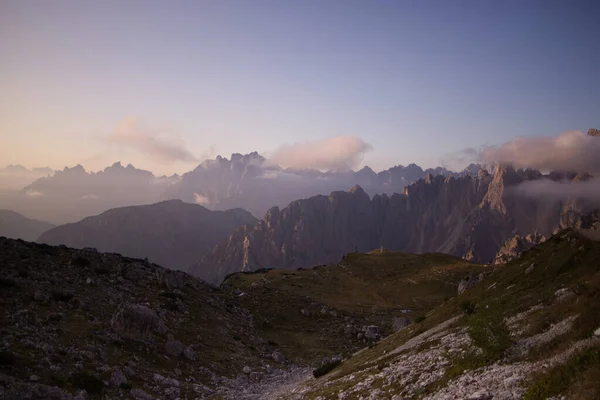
(0, 238, 277, 400)
(0, 210, 54, 241)
(0, 237, 486, 400)
(291, 230, 600, 399)
(38, 200, 257, 271)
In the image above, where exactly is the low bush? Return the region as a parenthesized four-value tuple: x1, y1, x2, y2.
(313, 359, 342, 378)
(70, 372, 104, 393)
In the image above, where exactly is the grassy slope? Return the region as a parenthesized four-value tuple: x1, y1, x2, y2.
(299, 230, 600, 399)
(224, 251, 486, 365)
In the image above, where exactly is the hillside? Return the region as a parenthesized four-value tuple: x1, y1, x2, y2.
(0, 210, 55, 241)
(223, 251, 486, 365)
(0, 237, 487, 399)
(38, 200, 257, 271)
(284, 229, 600, 399)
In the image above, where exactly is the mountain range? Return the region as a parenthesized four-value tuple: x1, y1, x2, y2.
(192, 164, 597, 284)
(0, 156, 477, 224)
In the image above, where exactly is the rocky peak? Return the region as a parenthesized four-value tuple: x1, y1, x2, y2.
(588, 128, 600, 136)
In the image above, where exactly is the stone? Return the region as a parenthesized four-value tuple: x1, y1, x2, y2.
(33, 290, 50, 303)
(123, 366, 136, 377)
(272, 350, 286, 363)
(249, 371, 264, 383)
(165, 340, 185, 357)
(85, 278, 93, 284)
(392, 317, 411, 332)
(458, 274, 483, 295)
(467, 390, 492, 400)
(131, 388, 154, 400)
(110, 368, 127, 387)
(29, 374, 40, 381)
(182, 346, 196, 360)
(363, 325, 380, 341)
(111, 302, 168, 339)
(243, 366, 252, 374)
(594, 327, 600, 337)
(525, 263, 536, 274)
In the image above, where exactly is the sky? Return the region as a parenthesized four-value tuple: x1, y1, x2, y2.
(1, 0, 599, 175)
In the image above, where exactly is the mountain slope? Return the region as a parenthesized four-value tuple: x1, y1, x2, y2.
(38, 200, 257, 271)
(222, 251, 486, 365)
(285, 229, 600, 399)
(192, 165, 589, 284)
(0, 209, 55, 241)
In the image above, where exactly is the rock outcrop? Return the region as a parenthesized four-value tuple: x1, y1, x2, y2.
(493, 233, 547, 264)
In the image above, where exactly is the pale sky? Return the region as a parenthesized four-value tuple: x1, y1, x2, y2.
(1, 0, 598, 175)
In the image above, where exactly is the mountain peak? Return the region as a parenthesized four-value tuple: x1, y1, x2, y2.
(588, 128, 600, 136)
(349, 184, 366, 194)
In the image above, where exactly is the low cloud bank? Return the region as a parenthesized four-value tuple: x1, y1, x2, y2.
(511, 178, 600, 203)
(480, 130, 600, 173)
(269, 136, 372, 171)
(109, 118, 197, 164)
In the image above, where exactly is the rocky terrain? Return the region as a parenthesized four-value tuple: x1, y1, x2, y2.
(2, 228, 598, 399)
(280, 229, 600, 399)
(0, 236, 487, 400)
(192, 165, 596, 284)
(38, 200, 257, 272)
(0, 210, 55, 242)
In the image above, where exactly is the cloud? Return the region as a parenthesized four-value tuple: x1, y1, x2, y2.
(269, 136, 373, 171)
(193, 192, 212, 207)
(480, 131, 600, 173)
(510, 178, 600, 203)
(108, 118, 197, 164)
(25, 189, 45, 198)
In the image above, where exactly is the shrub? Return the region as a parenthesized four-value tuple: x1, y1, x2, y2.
(72, 256, 90, 267)
(119, 382, 132, 390)
(233, 335, 242, 341)
(0, 351, 16, 365)
(70, 372, 104, 393)
(467, 309, 511, 359)
(313, 359, 342, 378)
(0, 278, 16, 287)
(51, 291, 74, 302)
(415, 314, 426, 323)
(460, 300, 476, 315)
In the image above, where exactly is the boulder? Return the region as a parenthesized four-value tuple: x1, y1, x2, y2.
(165, 340, 185, 357)
(249, 372, 264, 383)
(363, 325, 380, 341)
(458, 273, 484, 295)
(392, 317, 411, 332)
(111, 303, 168, 339)
(272, 350, 286, 364)
(110, 369, 127, 387)
(182, 347, 196, 360)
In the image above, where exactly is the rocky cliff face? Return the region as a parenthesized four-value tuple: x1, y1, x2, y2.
(192, 165, 594, 284)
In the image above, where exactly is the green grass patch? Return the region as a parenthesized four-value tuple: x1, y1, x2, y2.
(524, 346, 600, 400)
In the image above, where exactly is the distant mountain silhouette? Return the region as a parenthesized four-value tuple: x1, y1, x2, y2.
(38, 200, 257, 271)
(0, 210, 55, 241)
(1, 155, 473, 224)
